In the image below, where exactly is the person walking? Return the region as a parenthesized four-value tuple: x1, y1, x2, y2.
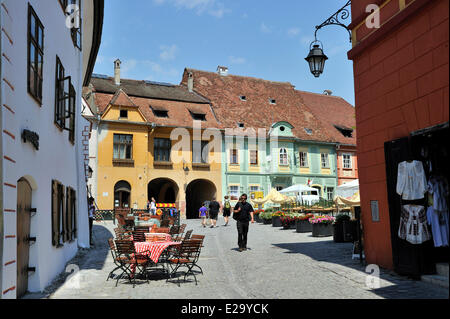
(233, 194, 254, 252)
(223, 195, 232, 226)
(199, 204, 208, 228)
(150, 197, 157, 216)
(209, 197, 220, 228)
(88, 197, 96, 246)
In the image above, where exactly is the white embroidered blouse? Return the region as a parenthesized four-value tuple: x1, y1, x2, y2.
(396, 161, 427, 200)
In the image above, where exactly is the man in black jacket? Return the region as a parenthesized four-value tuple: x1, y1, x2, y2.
(233, 194, 255, 252)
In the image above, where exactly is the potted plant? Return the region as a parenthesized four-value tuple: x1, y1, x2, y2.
(260, 211, 273, 224)
(295, 213, 314, 233)
(309, 215, 335, 237)
(253, 209, 264, 223)
(272, 211, 284, 227)
(333, 214, 351, 243)
(280, 214, 297, 229)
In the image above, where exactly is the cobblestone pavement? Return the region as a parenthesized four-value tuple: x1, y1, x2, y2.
(24, 218, 448, 299)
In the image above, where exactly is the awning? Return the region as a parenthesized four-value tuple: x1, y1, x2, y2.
(251, 188, 291, 205)
(279, 184, 318, 194)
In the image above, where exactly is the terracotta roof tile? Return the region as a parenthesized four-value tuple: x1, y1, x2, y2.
(296, 91, 356, 145)
(180, 68, 336, 142)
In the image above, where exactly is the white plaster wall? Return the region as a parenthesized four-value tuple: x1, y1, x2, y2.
(1, 0, 91, 297)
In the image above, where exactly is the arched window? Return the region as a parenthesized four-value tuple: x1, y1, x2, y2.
(279, 148, 288, 166)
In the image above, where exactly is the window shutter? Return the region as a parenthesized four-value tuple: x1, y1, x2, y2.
(59, 183, 66, 243)
(51, 181, 59, 246)
(71, 189, 77, 239)
(66, 187, 72, 242)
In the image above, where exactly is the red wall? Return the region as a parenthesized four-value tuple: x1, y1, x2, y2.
(349, 0, 449, 269)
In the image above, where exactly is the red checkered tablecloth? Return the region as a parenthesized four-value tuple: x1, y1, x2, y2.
(134, 241, 181, 263)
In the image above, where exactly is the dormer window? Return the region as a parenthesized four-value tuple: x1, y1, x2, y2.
(304, 128, 313, 135)
(269, 99, 276, 105)
(190, 111, 206, 121)
(153, 110, 169, 118)
(119, 109, 128, 118)
(238, 122, 245, 128)
(334, 125, 353, 138)
(239, 96, 247, 101)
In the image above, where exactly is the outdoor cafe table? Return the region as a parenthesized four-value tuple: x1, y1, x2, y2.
(134, 241, 181, 264)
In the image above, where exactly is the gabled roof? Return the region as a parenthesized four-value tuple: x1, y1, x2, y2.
(90, 76, 222, 129)
(180, 68, 335, 142)
(296, 91, 356, 145)
(109, 89, 138, 108)
(91, 74, 209, 104)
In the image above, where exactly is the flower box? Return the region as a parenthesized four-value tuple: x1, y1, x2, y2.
(272, 216, 282, 227)
(312, 223, 333, 237)
(296, 219, 313, 233)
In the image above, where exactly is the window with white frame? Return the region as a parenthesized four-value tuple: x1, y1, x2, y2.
(299, 151, 308, 167)
(230, 147, 238, 164)
(343, 153, 352, 169)
(279, 148, 288, 166)
(321, 153, 330, 168)
(249, 185, 260, 193)
(326, 187, 334, 201)
(229, 185, 239, 200)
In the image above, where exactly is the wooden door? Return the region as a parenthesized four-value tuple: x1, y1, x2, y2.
(16, 178, 32, 298)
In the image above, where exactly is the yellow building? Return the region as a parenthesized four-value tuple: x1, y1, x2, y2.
(84, 61, 223, 218)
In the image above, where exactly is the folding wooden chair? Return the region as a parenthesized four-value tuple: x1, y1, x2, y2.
(114, 240, 150, 288)
(166, 239, 203, 286)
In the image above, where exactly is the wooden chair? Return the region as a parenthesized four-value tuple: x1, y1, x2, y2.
(179, 223, 187, 234)
(160, 219, 170, 228)
(132, 230, 146, 242)
(107, 238, 122, 281)
(152, 227, 169, 234)
(169, 225, 181, 236)
(173, 229, 192, 242)
(188, 235, 205, 275)
(166, 239, 203, 286)
(114, 240, 150, 288)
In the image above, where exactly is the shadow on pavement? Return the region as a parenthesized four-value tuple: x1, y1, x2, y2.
(273, 240, 448, 299)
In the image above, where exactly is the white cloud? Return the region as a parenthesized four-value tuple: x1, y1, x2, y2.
(154, 0, 230, 18)
(287, 27, 300, 37)
(260, 23, 272, 34)
(229, 56, 246, 64)
(159, 44, 178, 61)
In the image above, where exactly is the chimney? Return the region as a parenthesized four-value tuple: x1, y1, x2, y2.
(187, 72, 194, 92)
(217, 65, 228, 76)
(323, 89, 332, 96)
(114, 59, 121, 86)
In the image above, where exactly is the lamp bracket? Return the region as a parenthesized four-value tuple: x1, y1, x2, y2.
(314, 0, 352, 43)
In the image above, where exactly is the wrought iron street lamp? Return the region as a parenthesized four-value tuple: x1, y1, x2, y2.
(306, 0, 352, 78)
(305, 41, 328, 78)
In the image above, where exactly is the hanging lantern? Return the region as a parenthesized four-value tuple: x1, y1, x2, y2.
(305, 41, 328, 78)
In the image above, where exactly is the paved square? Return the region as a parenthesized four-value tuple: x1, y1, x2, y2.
(24, 218, 449, 299)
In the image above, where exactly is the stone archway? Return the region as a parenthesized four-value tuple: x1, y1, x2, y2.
(148, 178, 179, 204)
(185, 179, 217, 219)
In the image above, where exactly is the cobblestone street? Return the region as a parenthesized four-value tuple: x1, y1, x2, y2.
(25, 218, 448, 299)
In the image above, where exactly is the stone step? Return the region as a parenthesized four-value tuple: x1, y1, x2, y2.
(436, 263, 449, 278)
(421, 274, 449, 289)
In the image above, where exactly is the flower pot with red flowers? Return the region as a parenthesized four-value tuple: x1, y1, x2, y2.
(280, 214, 297, 229)
(310, 215, 335, 237)
(253, 209, 264, 223)
(295, 213, 314, 233)
(272, 211, 284, 227)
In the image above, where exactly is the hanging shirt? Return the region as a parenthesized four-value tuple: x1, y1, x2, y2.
(396, 161, 427, 200)
(427, 176, 449, 213)
(398, 205, 431, 245)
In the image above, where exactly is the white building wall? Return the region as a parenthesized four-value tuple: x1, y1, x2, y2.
(0, 0, 90, 297)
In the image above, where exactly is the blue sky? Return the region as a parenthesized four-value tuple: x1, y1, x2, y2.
(93, 0, 355, 105)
